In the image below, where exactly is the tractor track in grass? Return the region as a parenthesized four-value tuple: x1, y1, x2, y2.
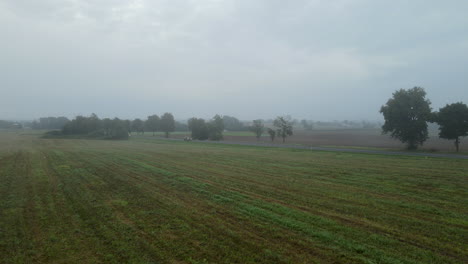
(71, 150, 336, 262)
(103, 151, 465, 262)
(2, 133, 467, 263)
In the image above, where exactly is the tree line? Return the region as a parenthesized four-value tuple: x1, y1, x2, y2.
(248, 117, 294, 143)
(30, 87, 468, 152)
(0, 120, 23, 129)
(32, 117, 70, 130)
(188, 115, 224, 140)
(381, 87, 468, 152)
(55, 113, 248, 140)
(186, 115, 294, 142)
(57, 113, 178, 139)
(30, 114, 382, 144)
(41, 112, 297, 143)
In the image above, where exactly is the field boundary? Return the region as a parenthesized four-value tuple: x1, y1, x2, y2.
(153, 137, 468, 159)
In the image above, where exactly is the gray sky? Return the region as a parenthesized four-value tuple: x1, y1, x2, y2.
(1, 0, 467, 121)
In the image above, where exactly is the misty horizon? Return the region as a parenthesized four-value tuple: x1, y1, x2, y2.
(1, 1, 467, 121)
(6, 115, 385, 124)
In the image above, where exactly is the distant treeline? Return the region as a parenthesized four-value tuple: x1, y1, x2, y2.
(0, 120, 22, 129)
(32, 117, 70, 130)
(19, 111, 386, 145)
(222, 115, 248, 131)
(27, 113, 383, 143)
(29, 116, 381, 132)
(48, 113, 180, 139)
(37, 113, 297, 142)
(2, 113, 385, 145)
(53, 113, 243, 140)
(33, 114, 250, 140)
(60, 114, 130, 139)
(311, 120, 380, 130)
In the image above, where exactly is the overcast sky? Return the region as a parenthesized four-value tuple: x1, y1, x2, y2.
(1, 0, 467, 121)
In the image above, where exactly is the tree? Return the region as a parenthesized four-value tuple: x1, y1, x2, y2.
(250, 120, 264, 140)
(160, 112, 175, 138)
(223, 115, 245, 131)
(267, 128, 276, 142)
(123, 120, 131, 134)
(188, 118, 209, 140)
(102, 118, 112, 136)
(274, 116, 293, 143)
(433, 102, 468, 152)
(109, 118, 129, 139)
(87, 113, 100, 133)
(208, 114, 224, 140)
(131, 118, 145, 135)
(380, 87, 432, 150)
(53, 115, 129, 140)
(62, 114, 100, 135)
(146, 114, 160, 136)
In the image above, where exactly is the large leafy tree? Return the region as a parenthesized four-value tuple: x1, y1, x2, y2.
(102, 118, 112, 136)
(60, 115, 129, 140)
(380, 87, 432, 150)
(249, 120, 264, 140)
(62, 114, 100, 135)
(188, 115, 224, 141)
(123, 120, 131, 134)
(160, 112, 175, 138)
(208, 114, 224, 140)
(433, 102, 468, 152)
(131, 118, 145, 135)
(274, 116, 293, 143)
(267, 128, 276, 142)
(146, 114, 160, 136)
(110, 118, 129, 139)
(188, 117, 209, 140)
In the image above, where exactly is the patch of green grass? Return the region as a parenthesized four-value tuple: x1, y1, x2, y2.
(223, 131, 256, 136)
(0, 131, 466, 263)
(321, 145, 468, 155)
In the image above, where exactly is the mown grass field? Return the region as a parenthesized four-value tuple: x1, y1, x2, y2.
(0, 131, 467, 264)
(141, 129, 467, 153)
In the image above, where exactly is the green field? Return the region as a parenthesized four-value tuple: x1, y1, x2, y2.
(0, 131, 467, 263)
(138, 131, 253, 137)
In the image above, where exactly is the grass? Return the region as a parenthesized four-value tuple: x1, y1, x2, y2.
(136, 128, 468, 153)
(0, 131, 467, 263)
(320, 145, 468, 155)
(135, 131, 255, 137)
(223, 131, 257, 136)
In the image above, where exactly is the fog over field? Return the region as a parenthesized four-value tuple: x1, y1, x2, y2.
(1, 0, 467, 120)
